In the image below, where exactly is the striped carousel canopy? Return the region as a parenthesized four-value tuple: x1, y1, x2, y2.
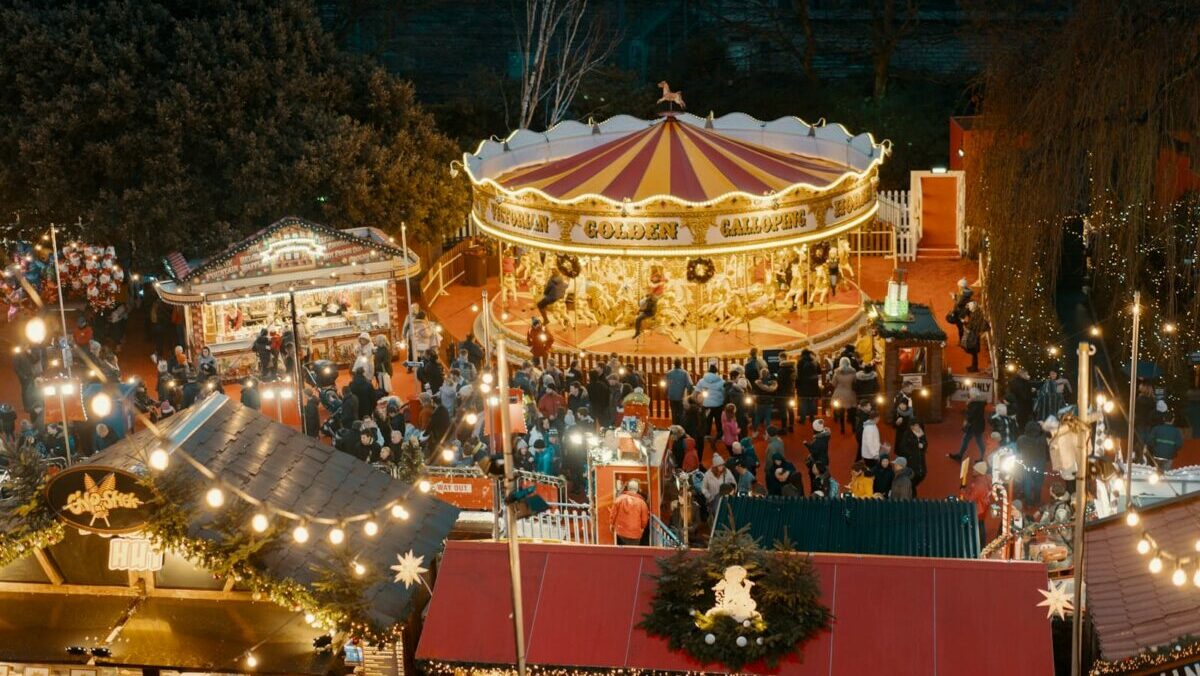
(491, 115, 852, 204)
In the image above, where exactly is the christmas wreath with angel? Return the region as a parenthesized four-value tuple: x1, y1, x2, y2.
(639, 528, 831, 671)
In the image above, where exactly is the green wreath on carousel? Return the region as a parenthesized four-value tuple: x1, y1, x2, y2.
(555, 254, 581, 278)
(639, 528, 832, 671)
(686, 257, 715, 284)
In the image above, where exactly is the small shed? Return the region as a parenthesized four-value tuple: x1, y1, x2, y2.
(867, 301, 948, 423)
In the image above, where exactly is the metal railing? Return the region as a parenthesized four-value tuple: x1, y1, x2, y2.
(511, 469, 567, 503)
(879, 190, 916, 262)
(498, 501, 596, 544)
(649, 514, 684, 548)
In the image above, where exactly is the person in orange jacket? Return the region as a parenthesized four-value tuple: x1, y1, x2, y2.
(962, 460, 994, 548)
(611, 479, 649, 546)
(527, 318, 554, 366)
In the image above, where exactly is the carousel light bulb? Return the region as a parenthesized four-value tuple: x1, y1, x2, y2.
(482, 373, 494, 384)
(262, 389, 275, 400)
(42, 384, 56, 397)
(488, 395, 500, 407)
(418, 479, 431, 493)
(1194, 569, 1200, 588)
(471, 304, 479, 312)
(1195, 539, 1200, 552)
(293, 523, 310, 543)
(1174, 567, 1187, 587)
(1126, 511, 1140, 527)
(251, 513, 269, 533)
(363, 519, 379, 537)
(245, 653, 258, 669)
(149, 449, 169, 471)
(1149, 556, 1163, 574)
(391, 504, 409, 520)
(658, 379, 666, 387)
(398, 340, 407, 349)
(328, 526, 345, 546)
(205, 487, 225, 508)
(243, 379, 255, 388)
(479, 382, 492, 394)
(1149, 472, 1160, 485)
(1137, 537, 1152, 555)
(24, 317, 46, 344)
(90, 392, 113, 417)
(465, 412, 478, 425)
(538, 332, 547, 341)
(501, 312, 510, 320)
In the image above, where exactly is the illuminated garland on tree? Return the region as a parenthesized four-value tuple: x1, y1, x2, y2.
(638, 527, 831, 671)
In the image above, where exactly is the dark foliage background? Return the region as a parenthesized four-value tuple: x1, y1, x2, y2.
(0, 0, 468, 263)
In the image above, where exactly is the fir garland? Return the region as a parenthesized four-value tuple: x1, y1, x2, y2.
(638, 528, 831, 671)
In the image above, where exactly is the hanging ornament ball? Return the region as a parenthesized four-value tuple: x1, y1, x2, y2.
(742, 619, 752, 628)
(704, 633, 716, 645)
(736, 636, 749, 648)
(757, 637, 764, 646)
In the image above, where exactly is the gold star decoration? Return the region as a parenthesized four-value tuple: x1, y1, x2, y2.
(391, 550, 429, 588)
(1036, 579, 1074, 620)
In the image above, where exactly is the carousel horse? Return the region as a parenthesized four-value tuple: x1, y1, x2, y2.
(656, 82, 685, 109)
(837, 238, 855, 291)
(811, 263, 832, 307)
(783, 261, 806, 309)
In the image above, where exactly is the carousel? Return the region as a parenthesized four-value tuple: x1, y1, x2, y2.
(463, 101, 889, 359)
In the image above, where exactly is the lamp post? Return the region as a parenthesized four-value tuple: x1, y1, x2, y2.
(1071, 341, 1093, 676)
(1124, 291, 1141, 511)
(495, 338, 527, 676)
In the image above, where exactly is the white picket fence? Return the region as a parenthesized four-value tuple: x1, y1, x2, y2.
(878, 189, 918, 262)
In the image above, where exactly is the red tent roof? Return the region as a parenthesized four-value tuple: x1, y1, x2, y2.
(416, 541, 1054, 675)
(494, 116, 851, 203)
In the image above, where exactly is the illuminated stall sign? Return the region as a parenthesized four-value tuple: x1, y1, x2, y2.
(108, 537, 164, 572)
(46, 466, 154, 534)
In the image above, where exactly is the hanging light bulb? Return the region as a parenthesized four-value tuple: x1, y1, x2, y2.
(1103, 401, 1114, 413)
(1194, 568, 1200, 588)
(482, 373, 494, 385)
(328, 526, 345, 546)
(1102, 438, 1115, 451)
(465, 412, 478, 425)
(90, 392, 113, 417)
(1126, 511, 1140, 527)
(293, 523, 310, 544)
(441, 448, 455, 462)
(245, 653, 258, 669)
(479, 382, 492, 394)
(24, 317, 46, 344)
(488, 396, 500, 407)
(1149, 555, 1164, 574)
(418, 479, 431, 493)
(251, 513, 270, 533)
(205, 487, 225, 508)
(391, 504, 409, 520)
(353, 561, 366, 576)
(1149, 472, 1160, 485)
(363, 519, 379, 537)
(1137, 537, 1152, 555)
(1174, 567, 1187, 586)
(1195, 539, 1200, 552)
(149, 448, 169, 471)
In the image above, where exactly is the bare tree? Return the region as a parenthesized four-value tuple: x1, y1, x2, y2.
(868, 0, 920, 100)
(515, 0, 616, 129)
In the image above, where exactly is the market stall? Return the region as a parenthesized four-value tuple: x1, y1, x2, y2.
(866, 277, 948, 423)
(463, 109, 889, 360)
(0, 394, 459, 675)
(156, 216, 420, 380)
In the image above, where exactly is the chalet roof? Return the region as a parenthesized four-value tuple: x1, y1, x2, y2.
(715, 495, 980, 559)
(81, 394, 459, 628)
(1085, 491, 1200, 661)
(868, 302, 948, 342)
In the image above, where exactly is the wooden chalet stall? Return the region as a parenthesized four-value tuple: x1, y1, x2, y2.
(0, 394, 458, 675)
(867, 300, 948, 423)
(157, 217, 420, 381)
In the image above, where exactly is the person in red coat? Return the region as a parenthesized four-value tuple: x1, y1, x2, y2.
(610, 479, 649, 546)
(962, 460, 993, 548)
(527, 318, 554, 365)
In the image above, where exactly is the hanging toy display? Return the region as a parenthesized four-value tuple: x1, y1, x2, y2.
(58, 243, 124, 312)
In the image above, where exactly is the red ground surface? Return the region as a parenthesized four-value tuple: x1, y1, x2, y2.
(4, 253, 1193, 534)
